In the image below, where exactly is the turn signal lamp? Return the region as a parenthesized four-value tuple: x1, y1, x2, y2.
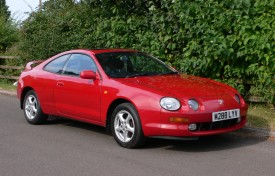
(169, 117, 189, 123)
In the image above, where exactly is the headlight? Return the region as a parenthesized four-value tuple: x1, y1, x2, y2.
(234, 94, 240, 104)
(188, 99, 199, 111)
(160, 97, 181, 111)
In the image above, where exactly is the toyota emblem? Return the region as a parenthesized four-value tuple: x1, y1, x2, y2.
(218, 99, 224, 105)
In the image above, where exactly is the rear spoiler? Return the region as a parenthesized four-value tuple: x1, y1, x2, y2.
(25, 60, 44, 70)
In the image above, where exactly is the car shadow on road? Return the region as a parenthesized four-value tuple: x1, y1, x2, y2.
(45, 116, 269, 152)
(143, 132, 269, 152)
(46, 116, 107, 134)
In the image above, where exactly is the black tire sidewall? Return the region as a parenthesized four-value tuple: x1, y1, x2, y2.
(111, 103, 144, 148)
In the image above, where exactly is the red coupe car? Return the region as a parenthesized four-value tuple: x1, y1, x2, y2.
(17, 49, 248, 148)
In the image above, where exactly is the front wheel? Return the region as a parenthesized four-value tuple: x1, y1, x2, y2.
(111, 103, 145, 148)
(23, 90, 48, 124)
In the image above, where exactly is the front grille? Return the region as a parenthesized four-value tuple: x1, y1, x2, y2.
(195, 118, 239, 131)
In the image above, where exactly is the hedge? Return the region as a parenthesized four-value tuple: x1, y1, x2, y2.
(19, 0, 274, 104)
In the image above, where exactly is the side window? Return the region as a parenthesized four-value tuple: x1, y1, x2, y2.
(63, 54, 97, 76)
(44, 54, 70, 74)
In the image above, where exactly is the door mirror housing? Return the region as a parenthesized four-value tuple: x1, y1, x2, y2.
(80, 70, 97, 79)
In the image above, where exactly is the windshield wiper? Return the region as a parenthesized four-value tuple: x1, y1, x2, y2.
(157, 71, 179, 76)
(125, 73, 149, 78)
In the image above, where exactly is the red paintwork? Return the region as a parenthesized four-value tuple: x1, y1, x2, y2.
(80, 70, 96, 79)
(17, 49, 248, 138)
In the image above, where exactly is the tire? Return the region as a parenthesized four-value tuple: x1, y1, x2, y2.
(23, 90, 48, 124)
(111, 103, 145, 148)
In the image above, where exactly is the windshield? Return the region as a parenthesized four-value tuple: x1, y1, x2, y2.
(95, 52, 177, 78)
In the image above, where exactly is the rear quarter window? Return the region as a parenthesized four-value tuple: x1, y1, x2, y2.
(44, 54, 70, 74)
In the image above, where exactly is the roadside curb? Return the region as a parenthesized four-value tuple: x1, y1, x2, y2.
(0, 89, 16, 97)
(242, 126, 275, 138)
(1, 89, 274, 138)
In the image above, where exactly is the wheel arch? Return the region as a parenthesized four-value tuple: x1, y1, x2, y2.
(105, 98, 134, 133)
(20, 87, 34, 109)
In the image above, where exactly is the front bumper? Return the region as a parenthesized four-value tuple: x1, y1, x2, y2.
(159, 116, 246, 137)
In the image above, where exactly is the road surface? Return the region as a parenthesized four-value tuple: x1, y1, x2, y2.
(0, 94, 274, 176)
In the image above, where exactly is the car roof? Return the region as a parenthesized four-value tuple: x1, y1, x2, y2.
(51, 49, 139, 60)
(88, 49, 138, 55)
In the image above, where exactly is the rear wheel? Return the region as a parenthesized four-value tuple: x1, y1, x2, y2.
(23, 90, 48, 124)
(111, 103, 145, 148)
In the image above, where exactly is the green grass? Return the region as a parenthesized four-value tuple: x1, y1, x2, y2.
(0, 80, 17, 91)
(247, 104, 275, 131)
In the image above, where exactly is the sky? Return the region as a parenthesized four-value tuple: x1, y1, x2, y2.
(6, 0, 48, 21)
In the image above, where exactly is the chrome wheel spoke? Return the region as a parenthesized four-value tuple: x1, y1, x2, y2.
(26, 103, 30, 111)
(123, 131, 128, 141)
(115, 124, 122, 132)
(125, 114, 132, 123)
(28, 97, 33, 105)
(118, 113, 125, 123)
(32, 99, 37, 106)
(126, 124, 134, 133)
(32, 106, 37, 113)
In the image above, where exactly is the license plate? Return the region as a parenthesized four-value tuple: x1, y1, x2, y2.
(212, 109, 240, 122)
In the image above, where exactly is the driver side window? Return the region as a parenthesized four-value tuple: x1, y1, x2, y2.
(63, 54, 97, 76)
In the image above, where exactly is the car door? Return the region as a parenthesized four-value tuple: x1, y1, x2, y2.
(54, 53, 101, 122)
(40, 54, 71, 114)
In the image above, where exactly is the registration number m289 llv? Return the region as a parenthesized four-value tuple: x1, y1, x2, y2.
(212, 109, 240, 122)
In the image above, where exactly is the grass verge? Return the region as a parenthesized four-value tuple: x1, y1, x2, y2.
(246, 104, 275, 131)
(0, 80, 17, 91)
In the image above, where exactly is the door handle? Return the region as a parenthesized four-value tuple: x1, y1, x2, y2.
(56, 82, 64, 87)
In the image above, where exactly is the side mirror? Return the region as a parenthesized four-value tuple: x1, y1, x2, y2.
(80, 70, 97, 80)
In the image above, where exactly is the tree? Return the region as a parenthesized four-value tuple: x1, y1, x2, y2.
(0, 16, 18, 52)
(0, 0, 10, 20)
(0, 0, 18, 52)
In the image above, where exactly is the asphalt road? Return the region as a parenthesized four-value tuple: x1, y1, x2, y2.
(1, 94, 275, 176)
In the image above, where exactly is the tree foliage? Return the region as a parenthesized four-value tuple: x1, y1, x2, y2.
(0, 0, 17, 52)
(19, 0, 275, 103)
(0, 0, 10, 20)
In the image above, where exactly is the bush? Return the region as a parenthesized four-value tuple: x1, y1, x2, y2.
(18, 0, 274, 104)
(0, 15, 18, 52)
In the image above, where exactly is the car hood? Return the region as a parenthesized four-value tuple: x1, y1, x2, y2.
(119, 74, 235, 98)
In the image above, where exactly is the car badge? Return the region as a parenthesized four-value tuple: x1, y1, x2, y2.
(218, 99, 224, 105)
